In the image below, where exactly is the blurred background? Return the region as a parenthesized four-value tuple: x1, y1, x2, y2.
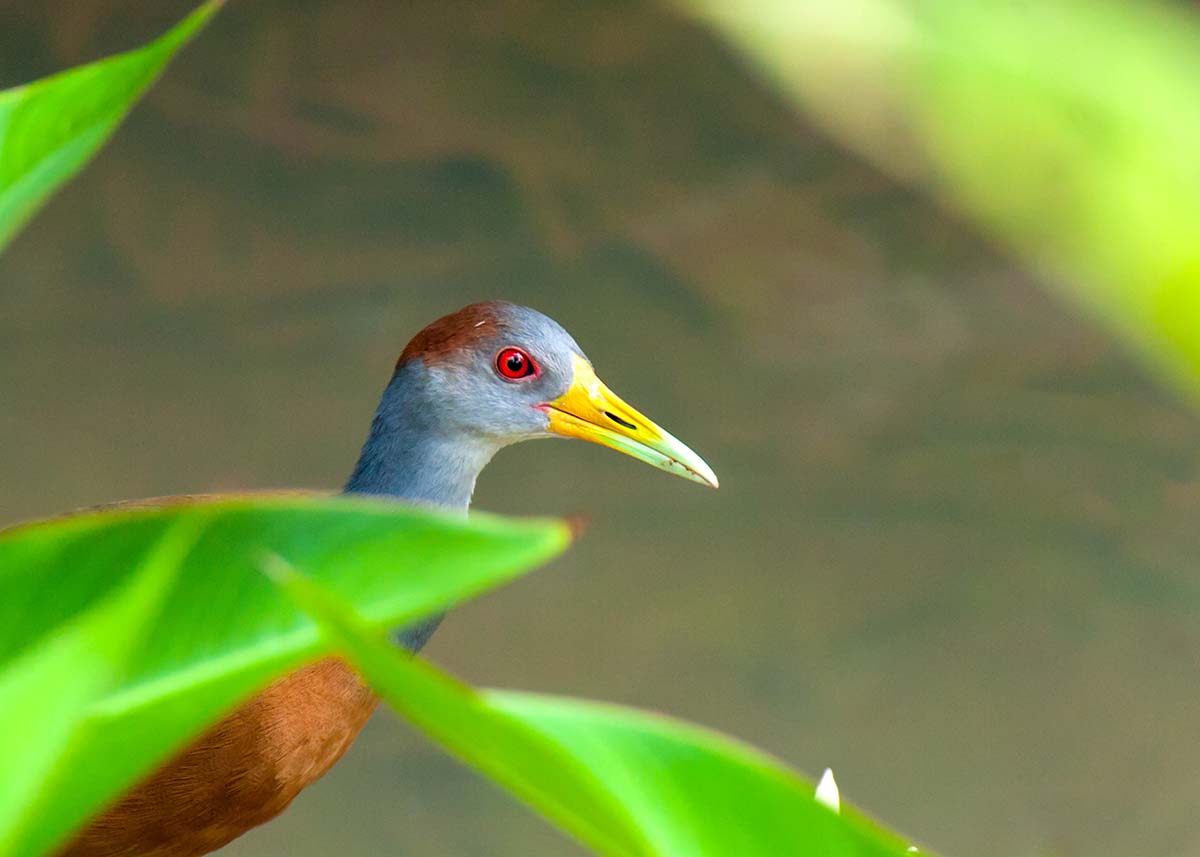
(4, 2, 1200, 856)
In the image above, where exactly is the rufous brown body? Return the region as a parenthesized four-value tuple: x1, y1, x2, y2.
(61, 658, 375, 857)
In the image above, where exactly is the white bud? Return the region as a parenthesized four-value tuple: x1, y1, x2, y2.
(815, 767, 840, 814)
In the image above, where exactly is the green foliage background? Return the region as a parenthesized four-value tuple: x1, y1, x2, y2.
(687, 0, 1200, 403)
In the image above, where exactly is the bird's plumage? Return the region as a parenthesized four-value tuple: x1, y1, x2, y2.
(345, 301, 584, 508)
(41, 493, 382, 857)
(63, 655, 374, 857)
(54, 302, 715, 857)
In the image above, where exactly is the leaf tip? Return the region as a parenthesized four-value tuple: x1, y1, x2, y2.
(563, 515, 591, 540)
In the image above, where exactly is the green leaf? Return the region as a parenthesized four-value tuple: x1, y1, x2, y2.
(269, 557, 653, 857)
(275, 563, 921, 857)
(683, 0, 1200, 401)
(0, 518, 201, 857)
(488, 695, 916, 857)
(0, 0, 222, 253)
(0, 495, 570, 856)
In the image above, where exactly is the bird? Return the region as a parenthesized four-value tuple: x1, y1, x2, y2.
(59, 301, 717, 857)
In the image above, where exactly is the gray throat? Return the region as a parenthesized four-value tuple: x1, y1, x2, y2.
(343, 423, 496, 513)
(342, 368, 500, 649)
(343, 366, 500, 513)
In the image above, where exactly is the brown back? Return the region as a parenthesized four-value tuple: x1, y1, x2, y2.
(34, 493, 376, 857)
(61, 658, 378, 857)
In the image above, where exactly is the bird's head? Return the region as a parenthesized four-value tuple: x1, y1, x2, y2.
(383, 301, 718, 489)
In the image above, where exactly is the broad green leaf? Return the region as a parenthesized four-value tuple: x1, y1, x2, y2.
(0, 519, 201, 857)
(276, 565, 921, 857)
(0, 495, 569, 856)
(0, 0, 222, 253)
(684, 0, 1200, 400)
(270, 558, 653, 857)
(488, 695, 917, 857)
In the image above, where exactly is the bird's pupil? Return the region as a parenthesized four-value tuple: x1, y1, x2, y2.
(507, 354, 524, 372)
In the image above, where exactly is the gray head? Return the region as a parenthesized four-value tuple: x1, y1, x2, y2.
(390, 302, 583, 444)
(345, 301, 717, 510)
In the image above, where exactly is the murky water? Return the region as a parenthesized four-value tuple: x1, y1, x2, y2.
(6, 2, 1200, 855)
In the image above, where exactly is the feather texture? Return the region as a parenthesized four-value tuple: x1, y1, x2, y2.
(61, 657, 377, 857)
(43, 494, 376, 857)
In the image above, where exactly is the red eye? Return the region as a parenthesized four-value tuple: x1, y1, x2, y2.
(495, 347, 538, 380)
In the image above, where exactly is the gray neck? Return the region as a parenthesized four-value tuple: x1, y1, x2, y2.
(343, 365, 499, 651)
(342, 367, 499, 514)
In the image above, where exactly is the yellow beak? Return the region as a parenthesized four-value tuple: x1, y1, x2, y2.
(541, 354, 719, 488)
